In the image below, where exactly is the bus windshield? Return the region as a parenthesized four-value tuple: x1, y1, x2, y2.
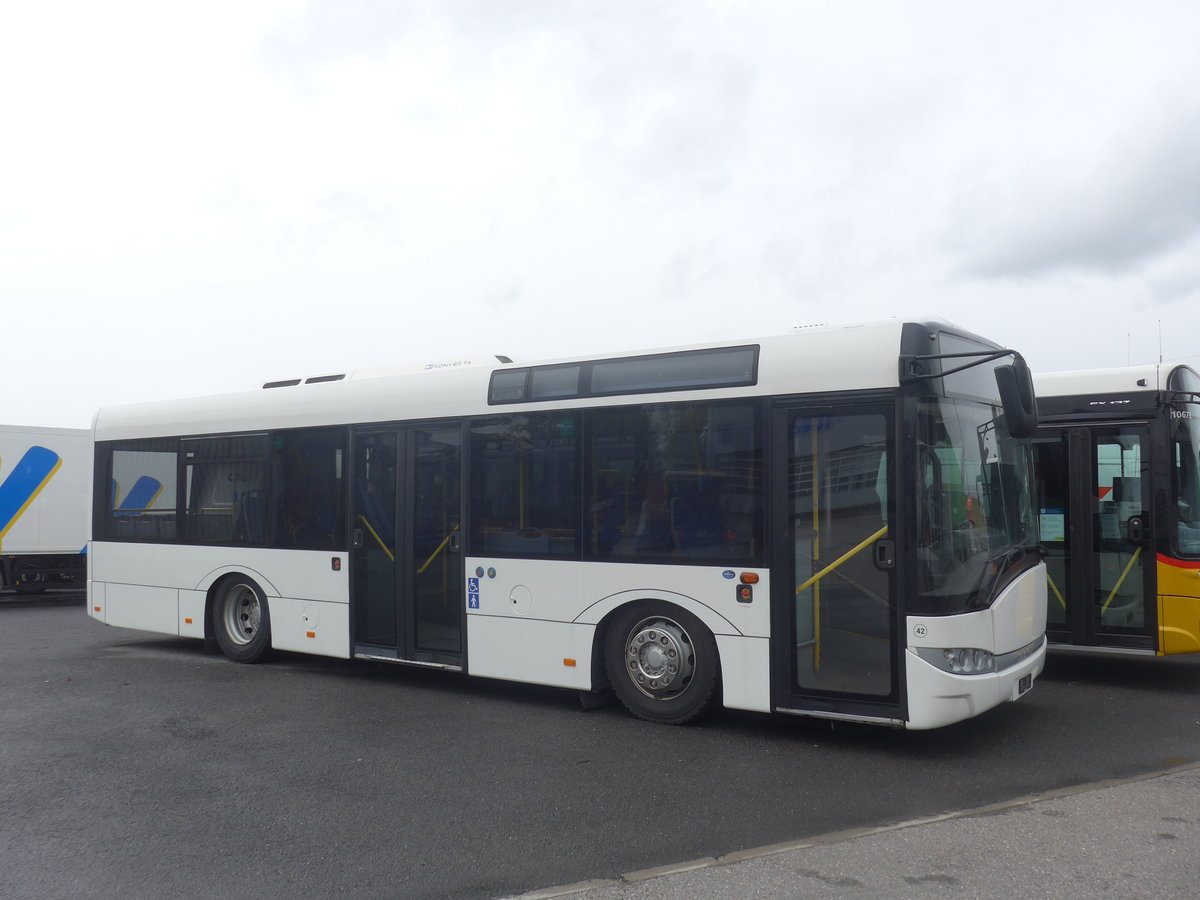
(1169, 367, 1200, 557)
(912, 393, 1037, 615)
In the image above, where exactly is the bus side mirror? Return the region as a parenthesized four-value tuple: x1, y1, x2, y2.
(996, 356, 1038, 439)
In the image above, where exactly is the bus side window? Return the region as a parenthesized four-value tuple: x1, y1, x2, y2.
(271, 428, 346, 550)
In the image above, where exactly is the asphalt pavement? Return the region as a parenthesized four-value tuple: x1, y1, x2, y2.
(5, 592, 1199, 899)
(514, 763, 1200, 899)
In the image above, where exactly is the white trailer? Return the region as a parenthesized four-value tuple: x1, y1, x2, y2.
(0, 424, 90, 593)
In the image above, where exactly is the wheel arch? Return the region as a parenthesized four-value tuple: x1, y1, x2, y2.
(575, 589, 740, 636)
(582, 591, 736, 695)
(199, 567, 278, 646)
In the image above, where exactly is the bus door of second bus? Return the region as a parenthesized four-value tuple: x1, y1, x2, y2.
(350, 424, 464, 666)
(770, 402, 901, 722)
(1033, 423, 1156, 652)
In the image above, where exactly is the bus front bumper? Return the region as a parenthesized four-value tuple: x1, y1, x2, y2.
(903, 635, 1046, 730)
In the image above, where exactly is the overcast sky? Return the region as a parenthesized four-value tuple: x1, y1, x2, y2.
(4, 1, 1200, 428)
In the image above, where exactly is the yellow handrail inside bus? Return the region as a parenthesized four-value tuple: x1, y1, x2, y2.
(1101, 545, 1142, 614)
(356, 514, 395, 563)
(1047, 571, 1067, 610)
(795, 525, 889, 596)
(417, 524, 460, 575)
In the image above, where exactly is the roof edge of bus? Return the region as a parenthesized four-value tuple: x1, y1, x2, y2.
(1034, 362, 1200, 396)
(791, 315, 963, 333)
(255, 319, 945, 392)
(259, 355, 517, 389)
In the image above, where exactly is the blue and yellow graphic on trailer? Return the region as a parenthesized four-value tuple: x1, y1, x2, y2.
(112, 475, 164, 513)
(0, 446, 62, 550)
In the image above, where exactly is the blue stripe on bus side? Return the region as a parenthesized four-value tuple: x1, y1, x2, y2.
(0, 446, 63, 539)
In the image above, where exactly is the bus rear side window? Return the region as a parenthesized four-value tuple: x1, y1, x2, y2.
(106, 441, 179, 541)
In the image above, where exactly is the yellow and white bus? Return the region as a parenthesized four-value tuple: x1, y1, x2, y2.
(1034, 364, 1200, 655)
(88, 319, 1046, 729)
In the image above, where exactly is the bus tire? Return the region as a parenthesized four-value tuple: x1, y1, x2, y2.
(212, 576, 272, 663)
(605, 602, 719, 725)
(14, 561, 48, 595)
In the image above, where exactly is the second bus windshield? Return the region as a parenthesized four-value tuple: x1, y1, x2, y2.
(1170, 367, 1200, 557)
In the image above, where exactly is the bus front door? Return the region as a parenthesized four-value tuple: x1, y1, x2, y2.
(771, 404, 901, 722)
(351, 424, 464, 666)
(1033, 424, 1156, 652)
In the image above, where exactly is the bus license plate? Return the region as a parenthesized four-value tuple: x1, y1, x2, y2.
(1017, 673, 1032, 695)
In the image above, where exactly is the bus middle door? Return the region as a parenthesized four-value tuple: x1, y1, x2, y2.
(350, 424, 464, 667)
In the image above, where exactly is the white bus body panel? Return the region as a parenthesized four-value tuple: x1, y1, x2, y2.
(714, 634, 772, 713)
(904, 562, 1048, 730)
(464, 557, 772, 712)
(88, 543, 351, 658)
(466, 617, 596, 691)
(0, 424, 90, 554)
(1034, 364, 1165, 397)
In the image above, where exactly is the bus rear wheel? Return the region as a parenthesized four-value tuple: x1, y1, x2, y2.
(212, 576, 272, 663)
(605, 603, 719, 725)
(14, 562, 48, 595)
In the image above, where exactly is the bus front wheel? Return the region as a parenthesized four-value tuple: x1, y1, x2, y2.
(605, 603, 719, 725)
(212, 576, 272, 663)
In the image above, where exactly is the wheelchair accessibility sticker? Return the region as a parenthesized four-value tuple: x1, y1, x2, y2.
(467, 577, 480, 610)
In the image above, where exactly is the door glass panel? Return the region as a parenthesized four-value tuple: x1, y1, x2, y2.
(354, 432, 398, 646)
(1093, 429, 1146, 632)
(1033, 434, 1070, 628)
(789, 411, 893, 696)
(413, 426, 462, 655)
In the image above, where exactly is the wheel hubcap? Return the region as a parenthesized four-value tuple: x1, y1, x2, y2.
(625, 616, 695, 700)
(223, 585, 261, 646)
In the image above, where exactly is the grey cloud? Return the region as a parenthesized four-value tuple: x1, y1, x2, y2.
(256, 1, 421, 81)
(578, 52, 754, 192)
(257, 0, 653, 82)
(953, 97, 1200, 280)
(496, 279, 521, 306)
(257, 1, 754, 192)
(1146, 244, 1200, 305)
(316, 190, 402, 228)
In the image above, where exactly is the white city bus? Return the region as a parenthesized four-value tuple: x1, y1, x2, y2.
(88, 319, 1046, 729)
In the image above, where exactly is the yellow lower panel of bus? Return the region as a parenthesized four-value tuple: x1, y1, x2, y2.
(1157, 555, 1200, 655)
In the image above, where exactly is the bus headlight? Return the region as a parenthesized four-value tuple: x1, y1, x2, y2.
(913, 646, 996, 675)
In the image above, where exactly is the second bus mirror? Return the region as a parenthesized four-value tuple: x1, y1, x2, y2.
(996, 356, 1038, 439)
